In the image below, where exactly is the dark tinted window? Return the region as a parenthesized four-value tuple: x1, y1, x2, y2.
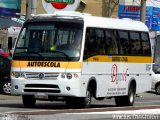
(84, 28, 96, 54)
(105, 30, 118, 55)
(141, 33, 151, 55)
(129, 32, 142, 55)
(118, 31, 130, 55)
(84, 28, 151, 58)
(95, 29, 105, 54)
(84, 28, 105, 56)
(153, 64, 160, 74)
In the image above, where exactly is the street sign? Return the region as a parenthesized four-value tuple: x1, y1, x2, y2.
(118, 5, 160, 31)
(42, 0, 80, 13)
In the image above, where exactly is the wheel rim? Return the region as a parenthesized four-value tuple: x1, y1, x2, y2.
(156, 85, 160, 94)
(3, 82, 11, 94)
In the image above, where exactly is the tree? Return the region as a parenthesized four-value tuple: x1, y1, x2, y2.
(102, 0, 119, 17)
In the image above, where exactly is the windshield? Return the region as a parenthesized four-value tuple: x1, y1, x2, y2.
(153, 64, 160, 74)
(13, 21, 83, 61)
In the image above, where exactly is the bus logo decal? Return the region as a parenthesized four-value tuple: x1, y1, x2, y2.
(39, 73, 45, 79)
(111, 64, 128, 84)
(111, 64, 118, 83)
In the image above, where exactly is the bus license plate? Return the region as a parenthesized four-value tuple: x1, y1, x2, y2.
(35, 93, 48, 100)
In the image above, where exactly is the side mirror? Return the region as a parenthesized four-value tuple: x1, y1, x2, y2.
(8, 37, 12, 50)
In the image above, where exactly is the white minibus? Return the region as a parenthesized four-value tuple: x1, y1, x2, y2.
(11, 12, 152, 108)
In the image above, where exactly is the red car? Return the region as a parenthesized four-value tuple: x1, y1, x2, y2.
(0, 51, 10, 57)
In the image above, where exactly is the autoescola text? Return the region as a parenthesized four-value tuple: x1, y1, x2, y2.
(27, 61, 60, 67)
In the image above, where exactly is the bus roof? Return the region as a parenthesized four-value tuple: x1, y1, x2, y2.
(30, 11, 149, 32)
(83, 16, 149, 32)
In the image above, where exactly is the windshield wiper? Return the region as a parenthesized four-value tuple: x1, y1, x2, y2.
(14, 52, 46, 60)
(48, 50, 71, 61)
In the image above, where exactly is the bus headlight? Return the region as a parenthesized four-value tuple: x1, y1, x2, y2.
(11, 72, 25, 78)
(61, 73, 79, 80)
(66, 73, 72, 79)
(14, 72, 21, 78)
(73, 73, 79, 79)
(61, 73, 66, 79)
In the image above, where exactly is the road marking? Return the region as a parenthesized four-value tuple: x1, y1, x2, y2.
(2, 105, 160, 115)
(66, 109, 160, 114)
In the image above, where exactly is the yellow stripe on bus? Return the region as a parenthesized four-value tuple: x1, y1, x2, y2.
(11, 60, 82, 69)
(11, 55, 152, 69)
(84, 55, 153, 63)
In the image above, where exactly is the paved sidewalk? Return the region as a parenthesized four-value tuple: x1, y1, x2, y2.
(0, 94, 20, 100)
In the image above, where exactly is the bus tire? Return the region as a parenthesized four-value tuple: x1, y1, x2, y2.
(115, 84, 135, 106)
(126, 84, 135, 106)
(155, 84, 160, 95)
(22, 95, 36, 108)
(65, 87, 92, 108)
(80, 87, 92, 108)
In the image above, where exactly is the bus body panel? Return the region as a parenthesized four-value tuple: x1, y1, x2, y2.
(11, 60, 86, 97)
(82, 57, 152, 97)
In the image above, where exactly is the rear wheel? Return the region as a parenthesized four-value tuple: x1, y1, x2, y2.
(155, 84, 160, 95)
(22, 95, 36, 108)
(115, 84, 135, 106)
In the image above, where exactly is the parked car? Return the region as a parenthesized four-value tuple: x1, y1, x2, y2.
(0, 54, 11, 94)
(152, 64, 160, 95)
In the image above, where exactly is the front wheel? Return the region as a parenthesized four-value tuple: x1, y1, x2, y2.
(80, 87, 92, 108)
(115, 84, 135, 106)
(22, 95, 36, 108)
(66, 87, 92, 108)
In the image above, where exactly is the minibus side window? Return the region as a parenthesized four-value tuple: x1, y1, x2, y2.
(84, 28, 97, 55)
(95, 29, 105, 54)
(141, 33, 151, 55)
(129, 32, 142, 55)
(118, 31, 131, 55)
(105, 30, 118, 55)
(84, 28, 105, 57)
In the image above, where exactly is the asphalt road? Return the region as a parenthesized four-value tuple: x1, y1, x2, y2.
(0, 91, 160, 120)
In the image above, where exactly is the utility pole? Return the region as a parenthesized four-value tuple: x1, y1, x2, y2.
(26, 0, 37, 20)
(26, 0, 31, 20)
(31, 0, 37, 15)
(140, 0, 146, 23)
